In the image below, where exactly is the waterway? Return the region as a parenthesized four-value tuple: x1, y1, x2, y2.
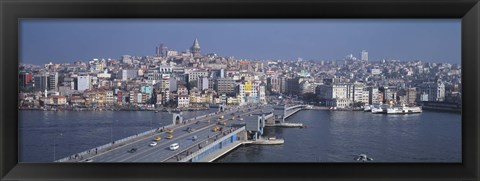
(19, 109, 217, 162)
(217, 110, 461, 162)
(19, 109, 461, 162)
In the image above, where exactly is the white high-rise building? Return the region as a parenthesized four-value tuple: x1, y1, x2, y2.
(77, 75, 90, 92)
(361, 50, 368, 61)
(197, 77, 209, 91)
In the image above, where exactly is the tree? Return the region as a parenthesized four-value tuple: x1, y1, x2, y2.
(353, 101, 365, 108)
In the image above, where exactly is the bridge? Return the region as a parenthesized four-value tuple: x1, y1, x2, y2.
(273, 104, 309, 123)
(56, 104, 307, 163)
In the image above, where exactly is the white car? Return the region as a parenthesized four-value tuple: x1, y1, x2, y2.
(149, 142, 157, 147)
(169, 143, 179, 151)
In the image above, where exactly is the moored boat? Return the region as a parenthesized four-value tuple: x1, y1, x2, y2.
(386, 105, 422, 114)
(363, 105, 372, 112)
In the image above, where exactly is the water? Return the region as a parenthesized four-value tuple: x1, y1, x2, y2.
(216, 110, 461, 162)
(19, 109, 461, 162)
(19, 109, 217, 162)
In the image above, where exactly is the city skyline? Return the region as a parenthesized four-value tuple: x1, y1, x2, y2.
(20, 19, 460, 65)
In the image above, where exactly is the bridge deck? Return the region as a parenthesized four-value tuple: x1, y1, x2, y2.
(59, 104, 305, 162)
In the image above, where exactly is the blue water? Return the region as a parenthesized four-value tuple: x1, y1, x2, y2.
(19, 109, 217, 162)
(216, 110, 461, 162)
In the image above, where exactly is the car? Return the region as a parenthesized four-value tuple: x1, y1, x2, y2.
(84, 159, 94, 162)
(169, 143, 179, 151)
(166, 129, 174, 133)
(192, 135, 198, 141)
(212, 127, 220, 132)
(186, 127, 195, 132)
(166, 134, 173, 139)
(217, 122, 226, 126)
(149, 141, 158, 147)
(153, 137, 161, 141)
(127, 148, 137, 153)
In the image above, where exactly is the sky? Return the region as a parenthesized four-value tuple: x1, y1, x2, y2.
(20, 19, 461, 65)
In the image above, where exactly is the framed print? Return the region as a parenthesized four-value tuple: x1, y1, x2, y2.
(1, 0, 479, 180)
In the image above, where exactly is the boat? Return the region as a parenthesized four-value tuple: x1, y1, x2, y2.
(387, 105, 422, 114)
(371, 104, 388, 114)
(363, 105, 372, 112)
(404, 106, 422, 113)
(371, 106, 384, 114)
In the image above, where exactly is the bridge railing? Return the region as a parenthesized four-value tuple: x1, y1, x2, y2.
(56, 112, 218, 162)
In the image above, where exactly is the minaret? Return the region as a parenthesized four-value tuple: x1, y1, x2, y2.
(191, 38, 201, 58)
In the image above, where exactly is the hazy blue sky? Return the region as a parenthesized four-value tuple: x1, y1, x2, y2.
(20, 19, 461, 65)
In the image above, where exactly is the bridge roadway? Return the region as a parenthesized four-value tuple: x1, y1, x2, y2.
(82, 105, 271, 162)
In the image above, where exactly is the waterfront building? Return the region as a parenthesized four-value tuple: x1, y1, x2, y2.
(417, 81, 445, 102)
(156, 93, 163, 106)
(106, 90, 115, 105)
(19, 71, 33, 90)
(44, 95, 67, 106)
(141, 85, 153, 99)
(48, 72, 59, 91)
(34, 73, 48, 92)
(77, 75, 90, 92)
(367, 87, 381, 105)
(406, 87, 417, 105)
(70, 96, 86, 107)
(353, 82, 369, 105)
(178, 95, 190, 108)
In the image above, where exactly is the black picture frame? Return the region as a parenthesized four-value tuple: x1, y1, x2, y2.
(1, 0, 479, 180)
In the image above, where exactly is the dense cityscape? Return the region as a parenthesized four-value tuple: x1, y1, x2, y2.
(18, 38, 462, 112)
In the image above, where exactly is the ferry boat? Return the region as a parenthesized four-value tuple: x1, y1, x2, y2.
(386, 106, 422, 114)
(371, 104, 388, 114)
